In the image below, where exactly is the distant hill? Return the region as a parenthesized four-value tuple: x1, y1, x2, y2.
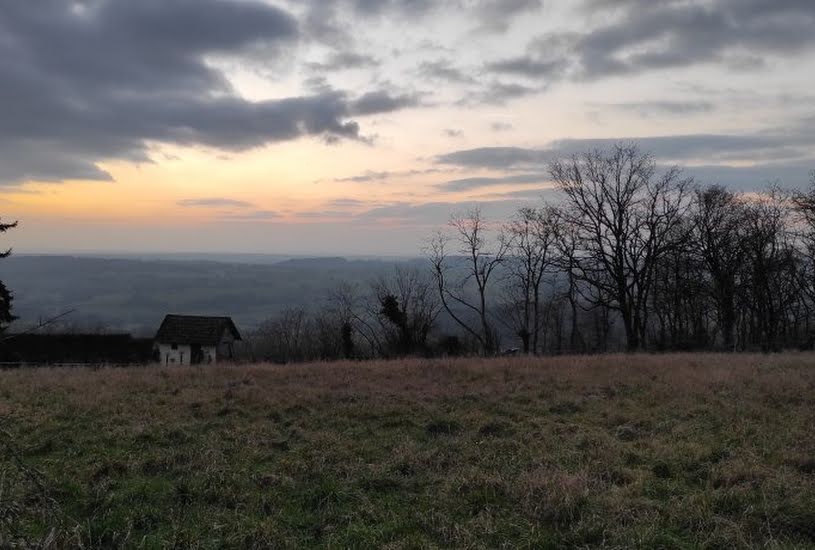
(2, 255, 425, 336)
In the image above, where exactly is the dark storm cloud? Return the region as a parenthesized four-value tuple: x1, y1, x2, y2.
(485, 0, 815, 83)
(0, 0, 418, 185)
(0, 144, 118, 183)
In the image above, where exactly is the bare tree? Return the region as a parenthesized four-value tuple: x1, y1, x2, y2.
(792, 172, 815, 340)
(689, 185, 746, 350)
(503, 206, 559, 354)
(550, 144, 693, 351)
(312, 307, 346, 360)
(328, 282, 382, 358)
(372, 265, 440, 357)
(740, 189, 800, 351)
(427, 207, 509, 355)
(650, 217, 710, 350)
(552, 210, 591, 353)
(792, 171, 815, 259)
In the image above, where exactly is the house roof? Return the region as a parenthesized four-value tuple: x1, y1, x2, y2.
(154, 314, 242, 345)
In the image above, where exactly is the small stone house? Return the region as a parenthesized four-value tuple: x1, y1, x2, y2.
(154, 314, 242, 365)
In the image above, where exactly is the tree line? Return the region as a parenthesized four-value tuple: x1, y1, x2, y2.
(245, 144, 815, 361)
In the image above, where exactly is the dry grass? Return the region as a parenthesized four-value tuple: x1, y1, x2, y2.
(1, 353, 814, 548)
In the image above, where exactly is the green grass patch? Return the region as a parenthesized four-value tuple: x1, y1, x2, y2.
(1, 353, 814, 547)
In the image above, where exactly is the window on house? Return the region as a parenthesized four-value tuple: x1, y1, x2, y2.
(171, 343, 178, 350)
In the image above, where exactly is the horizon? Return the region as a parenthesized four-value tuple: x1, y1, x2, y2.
(10, 248, 423, 261)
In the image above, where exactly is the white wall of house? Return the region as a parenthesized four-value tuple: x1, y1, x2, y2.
(158, 343, 191, 366)
(157, 343, 220, 365)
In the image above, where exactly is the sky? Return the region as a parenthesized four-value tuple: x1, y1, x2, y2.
(1, 0, 814, 255)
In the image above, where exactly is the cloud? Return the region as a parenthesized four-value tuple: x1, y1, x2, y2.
(350, 90, 422, 115)
(476, 187, 556, 200)
(437, 147, 551, 169)
(477, 1, 815, 87)
(220, 209, 281, 221)
(438, 118, 815, 171)
(418, 60, 476, 84)
(177, 198, 253, 208)
(437, 173, 551, 192)
(559, 1, 815, 80)
(0, 1, 420, 185)
(606, 100, 715, 117)
(460, 81, 542, 105)
(474, 0, 543, 32)
(298, 0, 442, 46)
(486, 57, 566, 78)
(335, 171, 393, 183)
(548, 132, 815, 164)
(334, 168, 449, 183)
(437, 125, 815, 192)
(306, 51, 379, 72)
(683, 162, 815, 191)
(299, 0, 540, 37)
(491, 122, 514, 132)
(325, 198, 369, 208)
(295, 210, 354, 219)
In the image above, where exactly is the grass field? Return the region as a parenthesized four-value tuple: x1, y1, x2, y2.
(1, 354, 814, 548)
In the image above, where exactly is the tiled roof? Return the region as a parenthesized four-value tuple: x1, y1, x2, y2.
(154, 314, 241, 345)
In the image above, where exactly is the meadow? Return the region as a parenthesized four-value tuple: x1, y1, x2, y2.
(1, 354, 814, 548)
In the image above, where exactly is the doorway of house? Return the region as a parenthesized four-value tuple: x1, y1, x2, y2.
(191, 344, 204, 364)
